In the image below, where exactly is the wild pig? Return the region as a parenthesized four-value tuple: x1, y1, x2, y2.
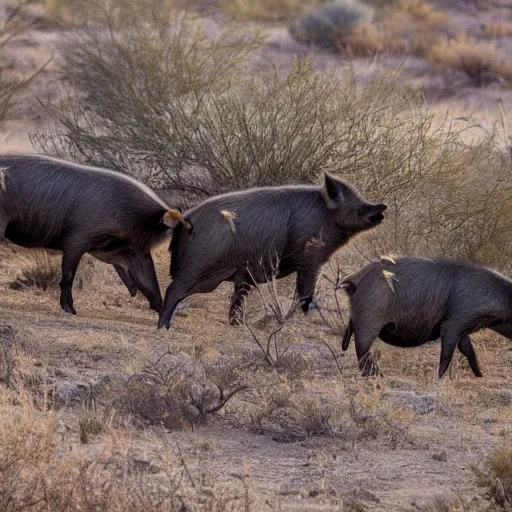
(341, 255, 512, 378)
(0, 155, 182, 315)
(158, 172, 386, 329)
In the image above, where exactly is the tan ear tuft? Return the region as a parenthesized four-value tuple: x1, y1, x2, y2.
(220, 209, 237, 235)
(382, 269, 398, 293)
(162, 209, 182, 227)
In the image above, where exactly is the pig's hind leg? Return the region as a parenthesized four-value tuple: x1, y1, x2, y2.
(457, 335, 482, 377)
(353, 320, 383, 377)
(114, 265, 138, 297)
(60, 240, 88, 315)
(125, 251, 162, 313)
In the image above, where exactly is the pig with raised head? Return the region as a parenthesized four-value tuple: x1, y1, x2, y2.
(341, 255, 512, 378)
(0, 154, 182, 315)
(158, 172, 386, 329)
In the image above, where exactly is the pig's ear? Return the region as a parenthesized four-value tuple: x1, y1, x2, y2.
(322, 172, 344, 209)
(162, 209, 182, 227)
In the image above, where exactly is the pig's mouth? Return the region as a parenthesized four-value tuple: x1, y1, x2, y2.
(368, 213, 385, 224)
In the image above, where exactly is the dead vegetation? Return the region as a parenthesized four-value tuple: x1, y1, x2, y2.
(8, 250, 95, 292)
(110, 349, 248, 430)
(427, 35, 512, 87)
(220, 0, 324, 21)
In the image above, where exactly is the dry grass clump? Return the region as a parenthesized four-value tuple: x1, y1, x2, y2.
(0, 324, 18, 388)
(9, 249, 61, 291)
(420, 495, 487, 512)
(291, 0, 447, 56)
(472, 443, 512, 509)
(240, 379, 343, 440)
(346, 382, 411, 445)
(221, 0, 324, 21)
(8, 250, 95, 292)
(484, 21, 512, 38)
(347, 0, 447, 56)
(427, 35, 512, 87)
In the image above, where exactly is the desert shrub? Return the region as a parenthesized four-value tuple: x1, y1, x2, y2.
(427, 35, 512, 87)
(242, 263, 301, 368)
(484, 21, 512, 38)
(473, 443, 512, 509)
(343, 0, 447, 56)
(289, 0, 374, 49)
(33, 1, 512, 271)
(34, 2, 265, 197)
(0, 4, 43, 120)
(115, 350, 248, 429)
(292, 0, 447, 56)
(220, 0, 324, 21)
(420, 495, 485, 512)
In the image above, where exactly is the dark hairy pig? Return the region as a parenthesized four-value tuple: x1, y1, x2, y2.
(0, 154, 181, 315)
(341, 256, 512, 378)
(158, 172, 386, 329)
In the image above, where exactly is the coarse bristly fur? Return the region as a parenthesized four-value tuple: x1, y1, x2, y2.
(158, 172, 386, 330)
(0, 154, 182, 316)
(341, 256, 512, 379)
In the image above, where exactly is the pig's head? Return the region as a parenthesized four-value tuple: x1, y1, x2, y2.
(322, 172, 386, 234)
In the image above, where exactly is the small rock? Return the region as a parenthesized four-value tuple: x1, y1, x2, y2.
(384, 391, 436, 415)
(272, 432, 307, 444)
(130, 455, 159, 473)
(132, 455, 151, 467)
(57, 381, 91, 406)
(432, 451, 447, 462)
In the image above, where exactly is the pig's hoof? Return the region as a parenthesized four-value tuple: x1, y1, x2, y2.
(157, 313, 171, 330)
(129, 287, 137, 297)
(62, 304, 77, 315)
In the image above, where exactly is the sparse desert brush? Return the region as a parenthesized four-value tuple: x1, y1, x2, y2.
(361, 0, 447, 55)
(289, 0, 374, 50)
(0, 389, 254, 510)
(484, 21, 512, 38)
(427, 35, 512, 87)
(112, 350, 248, 430)
(420, 495, 484, 512)
(312, 0, 447, 56)
(9, 249, 61, 291)
(43, 0, 78, 24)
(473, 443, 512, 509)
(392, 0, 446, 24)
(0, 4, 45, 120)
(33, 0, 512, 272)
(221, 0, 324, 21)
(0, 324, 17, 388)
(9, 250, 96, 292)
